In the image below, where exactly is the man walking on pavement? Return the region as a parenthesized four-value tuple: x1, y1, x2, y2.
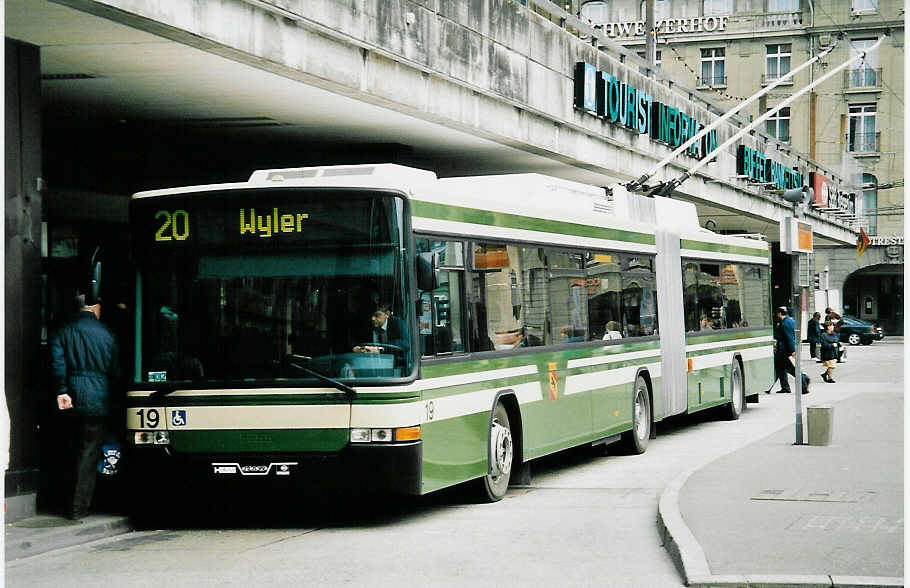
(770, 306, 810, 394)
(50, 288, 120, 520)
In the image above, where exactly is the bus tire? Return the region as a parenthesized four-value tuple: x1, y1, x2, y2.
(726, 358, 745, 420)
(475, 401, 514, 502)
(620, 375, 651, 455)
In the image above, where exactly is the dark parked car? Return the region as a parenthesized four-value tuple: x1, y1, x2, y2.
(839, 316, 884, 345)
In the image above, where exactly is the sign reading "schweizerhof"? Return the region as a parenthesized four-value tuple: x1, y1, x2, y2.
(598, 16, 729, 38)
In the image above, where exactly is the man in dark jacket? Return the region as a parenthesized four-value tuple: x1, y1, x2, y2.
(50, 291, 119, 520)
(771, 306, 810, 394)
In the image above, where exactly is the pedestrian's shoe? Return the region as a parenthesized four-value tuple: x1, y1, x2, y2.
(777, 390, 791, 394)
(828, 378, 836, 383)
(802, 377, 811, 393)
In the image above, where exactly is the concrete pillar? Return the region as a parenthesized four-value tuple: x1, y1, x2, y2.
(5, 38, 44, 521)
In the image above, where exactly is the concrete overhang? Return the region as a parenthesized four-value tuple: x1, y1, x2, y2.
(6, 0, 858, 246)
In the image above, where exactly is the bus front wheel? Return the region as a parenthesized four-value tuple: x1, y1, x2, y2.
(476, 401, 513, 502)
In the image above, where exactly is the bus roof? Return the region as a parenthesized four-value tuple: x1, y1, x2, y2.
(131, 163, 767, 254)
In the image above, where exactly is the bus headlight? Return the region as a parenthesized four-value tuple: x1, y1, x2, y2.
(134, 431, 170, 445)
(350, 426, 421, 443)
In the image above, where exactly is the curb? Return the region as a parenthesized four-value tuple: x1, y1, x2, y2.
(657, 467, 904, 588)
(6, 516, 133, 561)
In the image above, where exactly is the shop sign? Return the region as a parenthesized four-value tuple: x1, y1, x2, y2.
(869, 236, 903, 246)
(808, 172, 856, 217)
(736, 145, 803, 190)
(574, 62, 718, 160)
(600, 16, 729, 38)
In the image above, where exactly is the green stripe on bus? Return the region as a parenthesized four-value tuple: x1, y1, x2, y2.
(684, 329, 773, 344)
(680, 239, 770, 258)
(686, 342, 774, 358)
(412, 201, 655, 245)
(169, 428, 349, 453)
(421, 340, 662, 379)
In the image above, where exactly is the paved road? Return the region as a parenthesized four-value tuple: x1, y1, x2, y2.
(7, 340, 902, 588)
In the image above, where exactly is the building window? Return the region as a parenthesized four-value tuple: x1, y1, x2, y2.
(640, 0, 670, 20)
(852, 0, 878, 13)
(768, 0, 800, 10)
(848, 103, 877, 152)
(765, 44, 791, 81)
(700, 48, 726, 87)
(636, 50, 662, 67)
(861, 173, 878, 234)
(580, 1, 610, 26)
(703, 0, 732, 15)
(766, 107, 790, 142)
(848, 38, 879, 88)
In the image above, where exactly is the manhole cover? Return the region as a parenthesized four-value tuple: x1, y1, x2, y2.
(752, 489, 876, 503)
(12, 516, 82, 528)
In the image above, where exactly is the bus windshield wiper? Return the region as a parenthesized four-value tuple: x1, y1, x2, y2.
(287, 354, 357, 400)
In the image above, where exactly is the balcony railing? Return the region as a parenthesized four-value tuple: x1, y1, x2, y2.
(697, 75, 727, 88)
(844, 67, 882, 90)
(759, 11, 803, 30)
(847, 131, 881, 153)
(761, 73, 794, 85)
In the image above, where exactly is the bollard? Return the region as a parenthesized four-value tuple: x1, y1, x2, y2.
(807, 405, 833, 446)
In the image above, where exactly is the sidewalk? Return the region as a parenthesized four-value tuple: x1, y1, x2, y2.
(5, 513, 132, 561)
(659, 342, 904, 588)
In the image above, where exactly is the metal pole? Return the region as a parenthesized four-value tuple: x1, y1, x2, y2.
(645, 0, 656, 68)
(791, 202, 805, 444)
(792, 252, 804, 444)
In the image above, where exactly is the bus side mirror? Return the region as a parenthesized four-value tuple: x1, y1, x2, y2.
(86, 247, 102, 305)
(416, 251, 439, 292)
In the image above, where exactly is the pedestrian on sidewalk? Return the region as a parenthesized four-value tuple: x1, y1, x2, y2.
(50, 289, 120, 520)
(819, 321, 838, 383)
(807, 311, 822, 361)
(771, 306, 810, 394)
(825, 307, 846, 363)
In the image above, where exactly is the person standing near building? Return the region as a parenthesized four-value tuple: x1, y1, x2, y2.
(50, 290, 120, 520)
(819, 321, 838, 383)
(807, 311, 822, 361)
(771, 306, 810, 394)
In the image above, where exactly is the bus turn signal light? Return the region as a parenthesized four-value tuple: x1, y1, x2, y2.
(394, 426, 421, 441)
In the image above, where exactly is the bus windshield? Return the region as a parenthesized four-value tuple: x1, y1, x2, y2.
(130, 188, 414, 385)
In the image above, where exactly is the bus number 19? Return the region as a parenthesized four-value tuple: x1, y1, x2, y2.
(136, 408, 160, 429)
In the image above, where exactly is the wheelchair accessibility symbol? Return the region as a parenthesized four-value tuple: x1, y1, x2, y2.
(171, 410, 187, 427)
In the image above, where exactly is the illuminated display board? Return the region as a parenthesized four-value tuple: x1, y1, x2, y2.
(131, 189, 402, 254)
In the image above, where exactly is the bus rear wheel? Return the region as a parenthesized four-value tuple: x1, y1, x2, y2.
(620, 376, 651, 454)
(476, 401, 513, 502)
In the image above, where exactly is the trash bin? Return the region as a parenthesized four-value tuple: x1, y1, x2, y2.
(807, 405, 833, 446)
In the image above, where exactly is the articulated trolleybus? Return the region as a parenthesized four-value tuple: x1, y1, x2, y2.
(127, 164, 772, 504)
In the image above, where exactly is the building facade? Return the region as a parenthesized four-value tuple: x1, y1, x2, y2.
(577, 0, 903, 333)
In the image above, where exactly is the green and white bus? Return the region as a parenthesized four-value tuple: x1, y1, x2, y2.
(126, 164, 772, 503)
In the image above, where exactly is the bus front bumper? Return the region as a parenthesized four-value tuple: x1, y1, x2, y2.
(123, 440, 423, 495)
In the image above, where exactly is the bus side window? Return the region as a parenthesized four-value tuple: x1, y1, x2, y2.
(586, 251, 622, 341)
(683, 262, 700, 332)
(416, 238, 466, 357)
